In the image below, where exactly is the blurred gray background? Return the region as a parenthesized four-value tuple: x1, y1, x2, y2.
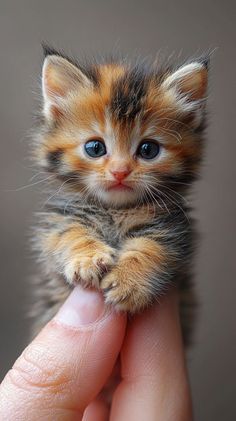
(0, 1, 235, 419)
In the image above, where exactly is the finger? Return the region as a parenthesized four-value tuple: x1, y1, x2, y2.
(82, 356, 121, 421)
(82, 399, 109, 421)
(0, 287, 127, 421)
(110, 291, 193, 421)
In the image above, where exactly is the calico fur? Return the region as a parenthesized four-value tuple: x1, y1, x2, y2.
(30, 46, 208, 343)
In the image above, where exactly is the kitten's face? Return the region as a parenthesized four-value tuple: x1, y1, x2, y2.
(38, 53, 207, 208)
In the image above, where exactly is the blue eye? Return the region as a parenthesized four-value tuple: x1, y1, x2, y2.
(137, 140, 160, 160)
(84, 139, 106, 158)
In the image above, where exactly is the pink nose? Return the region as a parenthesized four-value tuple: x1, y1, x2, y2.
(110, 169, 131, 182)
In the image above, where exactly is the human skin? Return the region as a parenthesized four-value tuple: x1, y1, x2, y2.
(0, 286, 192, 421)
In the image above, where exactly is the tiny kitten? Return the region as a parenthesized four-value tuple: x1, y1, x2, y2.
(30, 46, 208, 342)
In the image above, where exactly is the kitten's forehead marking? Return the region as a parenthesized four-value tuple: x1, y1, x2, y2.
(104, 108, 117, 152)
(109, 67, 148, 123)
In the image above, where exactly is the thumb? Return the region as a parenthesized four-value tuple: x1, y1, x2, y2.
(0, 287, 127, 420)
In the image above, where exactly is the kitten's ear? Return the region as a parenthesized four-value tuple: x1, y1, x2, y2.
(42, 55, 92, 120)
(162, 61, 208, 128)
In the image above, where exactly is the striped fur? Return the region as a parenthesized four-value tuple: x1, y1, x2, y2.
(30, 48, 208, 343)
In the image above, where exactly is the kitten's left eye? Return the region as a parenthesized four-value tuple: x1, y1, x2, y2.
(84, 139, 106, 158)
(137, 140, 160, 160)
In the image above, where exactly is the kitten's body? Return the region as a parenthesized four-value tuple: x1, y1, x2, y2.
(31, 47, 208, 342)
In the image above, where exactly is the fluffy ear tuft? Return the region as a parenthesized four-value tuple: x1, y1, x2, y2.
(162, 61, 208, 128)
(42, 55, 92, 120)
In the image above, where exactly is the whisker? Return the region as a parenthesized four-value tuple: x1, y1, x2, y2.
(158, 126, 182, 143)
(5, 174, 55, 192)
(137, 184, 151, 212)
(149, 184, 190, 223)
(166, 180, 191, 187)
(144, 184, 168, 213)
(155, 117, 191, 130)
(143, 174, 188, 204)
(29, 171, 48, 182)
(41, 177, 80, 209)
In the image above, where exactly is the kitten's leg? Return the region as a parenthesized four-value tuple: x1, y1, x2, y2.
(40, 217, 116, 288)
(101, 237, 171, 312)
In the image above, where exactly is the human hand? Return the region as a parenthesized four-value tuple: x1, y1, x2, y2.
(0, 287, 192, 420)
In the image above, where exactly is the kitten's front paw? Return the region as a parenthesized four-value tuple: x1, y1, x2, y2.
(101, 268, 151, 312)
(65, 247, 116, 288)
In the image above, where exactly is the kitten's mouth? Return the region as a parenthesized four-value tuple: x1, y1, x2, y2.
(106, 182, 133, 191)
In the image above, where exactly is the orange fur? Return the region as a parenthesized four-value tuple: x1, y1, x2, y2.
(101, 237, 168, 311)
(40, 217, 116, 288)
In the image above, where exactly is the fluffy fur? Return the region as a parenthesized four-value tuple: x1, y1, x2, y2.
(30, 46, 208, 342)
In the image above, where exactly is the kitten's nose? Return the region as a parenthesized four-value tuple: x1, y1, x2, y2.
(110, 169, 131, 181)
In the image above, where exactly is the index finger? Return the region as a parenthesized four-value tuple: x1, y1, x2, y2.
(110, 290, 193, 421)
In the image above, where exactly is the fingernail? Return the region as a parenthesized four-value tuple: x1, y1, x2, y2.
(55, 286, 105, 327)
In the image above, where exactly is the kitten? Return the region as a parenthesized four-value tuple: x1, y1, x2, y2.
(31, 46, 208, 342)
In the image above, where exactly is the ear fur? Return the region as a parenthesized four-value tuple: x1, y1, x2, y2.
(162, 61, 208, 128)
(42, 55, 92, 120)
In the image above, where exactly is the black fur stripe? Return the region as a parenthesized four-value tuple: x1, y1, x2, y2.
(110, 66, 149, 122)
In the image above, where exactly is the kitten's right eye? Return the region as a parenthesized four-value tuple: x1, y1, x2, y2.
(84, 139, 107, 158)
(137, 140, 160, 160)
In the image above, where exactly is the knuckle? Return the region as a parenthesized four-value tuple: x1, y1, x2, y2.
(8, 343, 71, 395)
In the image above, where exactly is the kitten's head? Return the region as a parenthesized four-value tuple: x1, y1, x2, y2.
(36, 47, 208, 208)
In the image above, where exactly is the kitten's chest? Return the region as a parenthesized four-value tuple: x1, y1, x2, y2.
(99, 206, 155, 245)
